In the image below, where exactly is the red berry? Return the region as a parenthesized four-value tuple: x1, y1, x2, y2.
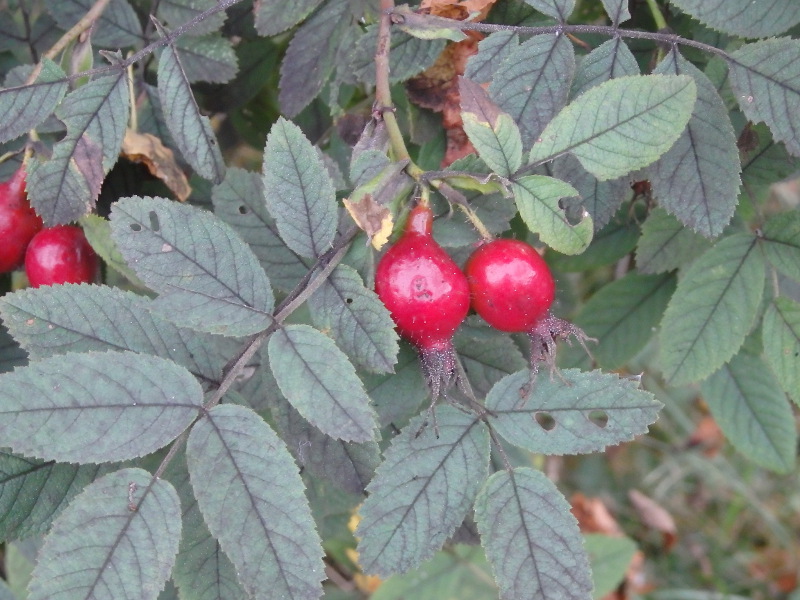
(25, 225, 98, 288)
(0, 166, 43, 273)
(465, 239, 555, 333)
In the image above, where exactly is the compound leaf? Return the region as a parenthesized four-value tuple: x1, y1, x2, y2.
(669, 0, 800, 38)
(465, 31, 518, 84)
(356, 406, 489, 576)
(307, 265, 399, 374)
(522, 0, 575, 21)
(529, 75, 697, 180)
(254, 0, 325, 36)
(268, 324, 378, 443)
(762, 297, 800, 406)
(0, 350, 203, 463)
(762, 210, 800, 282)
(659, 234, 765, 385)
(701, 352, 796, 473)
(262, 118, 338, 258)
(111, 196, 274, 337)
(474, 467, 592, 600)
(0, 59, 67, 144)
(729, 39, 800, 157)
(186, 404, 325, 600)
(27, 468, 180, 600)
(487, 369, 661, 455)
(635, 208, 712, 274)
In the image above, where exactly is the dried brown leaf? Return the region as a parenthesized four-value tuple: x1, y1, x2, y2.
(121, 129, 191, 202)
(343, 193, 393, 250)
(628, 489, 677, 550)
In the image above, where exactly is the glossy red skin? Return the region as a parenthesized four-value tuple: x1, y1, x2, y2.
(25, 225, 98, 288)
(0, 167, 43, 273)
(375, 205, 470, 351)
(465, 238, 555, 333)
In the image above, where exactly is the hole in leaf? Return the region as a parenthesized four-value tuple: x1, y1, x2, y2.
(588, 410, 608, 428)
(238, 205, 248, 215)
(346, 298, 353, 304)
(149, 211, 160, 232)
(535, 412, 556, 431)
(129, 223, 142, 232)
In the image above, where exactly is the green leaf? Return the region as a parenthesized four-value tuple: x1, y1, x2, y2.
(701, 352, 796, 473)
(762, 297, 800, 406)
(0, 284, 229, 383)
(599, 0, 631, 25)
(27, 468, 181, 600)
(529, 74, 697, 180)
(308, 265, 399, 374)
(649, 50, 740, 237)
(110, 196, 274, 337)
(490, 33, 575, 148)
(669, 0, 800, 38)
(157, 34, 226, 183)
(635, 208, 712, 274)
(547, 211, 638, 272)
(157, 0, 227, 36)
(571, 37, 639, 98)
(0, 450, 109, 542)
(659, 234, 765, 385)
(0, 324, 26, 374)
(459, 77, 523, 177)
(356, 406, 489, 576)
(81, 214, 145, 285)
(175, 34, 239, 84)
(28, 71, 128, 225)
(762, 210, 800, 282)
(279, 0, 352, 117)
(268, 324, 378, 442)
(486, 369, 661, 455)
(739, 123, 800, 205)
(212, 167, 308, 293)
(0, 59, 68, 144)
(186, 404, 325, 600)
(464, 31, 518, 84)
(0, 350, 203, 463)
(351, 28, 445, 86)
(572, 272, 676, 370)
(47, 0, 143, 48)
(729, 39, 800, 157)
(584, 534, 638, 599)
(474, 467, 592, 600)
(262, 117, 338, 258)
(393, 6, 468, 42)
(456, 329, 528, 396)
(512, 175, 593, 255)
(254, 0, 325, 36)
(364, 344, 427, 427)
(522, 0, 575, 21)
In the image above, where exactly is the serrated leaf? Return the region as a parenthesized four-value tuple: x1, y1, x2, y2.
(659, 234, 765, 385)
(669, 0, 800, 38)
(572, 272, 676, 370)
(308, 265, 399, 374)
(649, 50, 740, 237)
(273, 396, 380, 495)
(522, 0, 575, 21)
(739, 123, 800, 205)
(0, 284, 229, 383)
(512, 175, 593, 255)
(455, 329, 527, 396)
(0, 450, 109, 542)
(572, 37, 639, 99)
(356, 406, 489, 576)
(474, 467, 592, 600)
(487, 369, 661, 455)
(176, 34, 239, 84)
(254, 0, 325, 36)
(364, 344, 427, 427)
(490, 33, 575, 148)
(27, 468, 180, 600)
(351, 27, 446, 86)
(465, 31, 518, 84)
(262, 118, 338, 258)
(157, 36, 225, 183)
(635, 208, 712, 274)
(729, 39, 800, 158)
(279, 0, 352, 117)
(269, 324, 378, 442)
(111, 196, 274, 336)
(186, 404, 325, 600)
(584, 534, 638, 599)
(701, 352, 796, 473)
(212, 167, 308, 293)
(47, 0, 143, 48)
(0, 324, 26, 374)
(547, 213, 638, 273)
(0, 59, 68, 144)
(459, 77, 523, 177)
(599, 0, 630, 25)
(763, 297, 800, 406)
(529, 75, 697, 180)
(762, 210, 800, 282)
(158, 0, 227, 36)
(28, 71, 128, 225)
(0, 350, 203, 463)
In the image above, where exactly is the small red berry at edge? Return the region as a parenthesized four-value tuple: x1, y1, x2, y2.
(0, 166, 43, 273)
(25, 225, 98, 288)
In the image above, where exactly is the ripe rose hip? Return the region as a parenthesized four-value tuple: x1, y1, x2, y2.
(375, 203, 470, 399)
(25, 225, 98, 288)
(0, 166, 43, 273)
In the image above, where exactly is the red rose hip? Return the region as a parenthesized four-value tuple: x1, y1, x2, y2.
(0, 166, 43, 273)
(25, 225, 98, 287)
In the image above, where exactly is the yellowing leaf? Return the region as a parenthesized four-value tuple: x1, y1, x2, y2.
(344, 194, 394, 250)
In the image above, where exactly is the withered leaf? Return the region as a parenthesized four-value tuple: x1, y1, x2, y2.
(121, 129, 191, 202)
(344, 193, 393, 250)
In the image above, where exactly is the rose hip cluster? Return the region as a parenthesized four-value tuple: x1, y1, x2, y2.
(375, 202, 588, 402)
(0, 165, 97, 287)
